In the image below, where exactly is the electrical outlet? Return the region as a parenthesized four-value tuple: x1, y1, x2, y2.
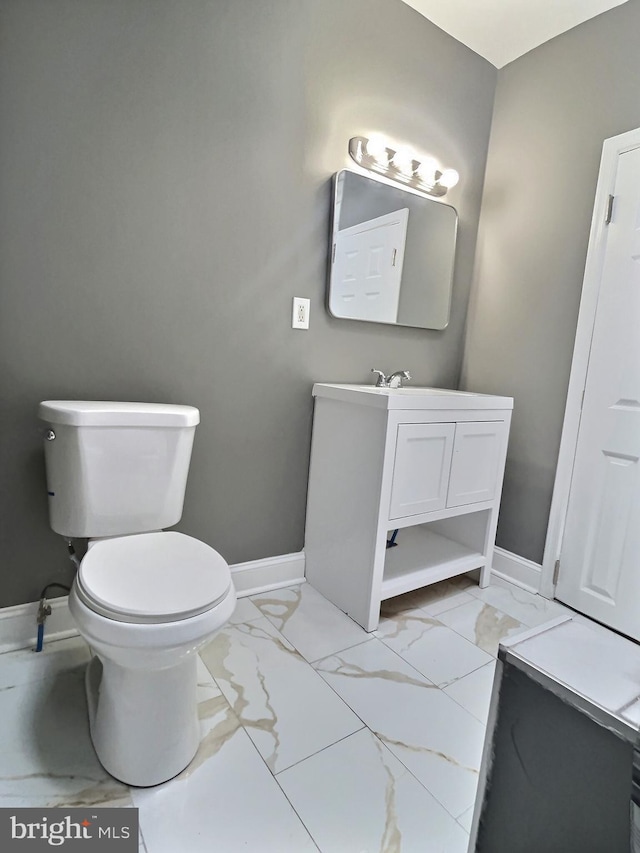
(292, 297, 310, 330)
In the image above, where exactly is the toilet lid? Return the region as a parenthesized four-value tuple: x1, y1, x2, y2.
(76, 531, 231, 624)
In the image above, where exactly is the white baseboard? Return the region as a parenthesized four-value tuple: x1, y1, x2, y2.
(2, 547, 548, 654)
(491, 547, 542, 594)
(231, 551, 306, 597)
(0, 550, 307, 654)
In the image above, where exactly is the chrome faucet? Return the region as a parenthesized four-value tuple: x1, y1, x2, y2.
(371, 369, 388, 387)
(387, 370, 411, 389)
(370, 368, 412, 389)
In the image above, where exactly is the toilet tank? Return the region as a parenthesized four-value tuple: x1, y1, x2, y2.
(38, 401, 200, 538)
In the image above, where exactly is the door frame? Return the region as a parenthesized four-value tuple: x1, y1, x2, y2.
(541, 126, 640, 600)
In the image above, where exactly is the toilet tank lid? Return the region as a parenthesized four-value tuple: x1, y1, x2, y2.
(38, 401, 200, 427)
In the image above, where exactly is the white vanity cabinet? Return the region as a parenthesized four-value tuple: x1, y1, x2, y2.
(304, 384, 513, 631)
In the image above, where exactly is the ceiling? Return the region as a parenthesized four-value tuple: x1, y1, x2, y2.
(400, 0, 629, 68)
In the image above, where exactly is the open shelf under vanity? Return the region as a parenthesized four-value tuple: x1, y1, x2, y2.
(382, 524, 486, 600)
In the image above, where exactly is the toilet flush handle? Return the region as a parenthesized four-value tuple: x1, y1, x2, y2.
(45, 429, 55, 441)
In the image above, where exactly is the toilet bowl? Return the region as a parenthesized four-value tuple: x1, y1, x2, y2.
(38, 400, 237, 788)
(70, 531, 236, 787)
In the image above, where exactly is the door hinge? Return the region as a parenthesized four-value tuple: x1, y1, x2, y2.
(605, 194, 615, 225)
(553, 559, 561, 585)
(332, 243, 336, 263)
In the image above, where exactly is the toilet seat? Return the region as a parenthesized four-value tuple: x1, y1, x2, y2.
(76, 531, 231, 624)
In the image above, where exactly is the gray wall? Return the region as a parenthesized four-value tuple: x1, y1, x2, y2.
(462, 0, 640, 563)
(0, 0, 496, 607)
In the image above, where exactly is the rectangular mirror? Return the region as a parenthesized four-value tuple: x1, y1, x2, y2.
(328, 169, 458, 330)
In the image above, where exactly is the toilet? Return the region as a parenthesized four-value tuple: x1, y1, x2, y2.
(38, 401, 236, 787)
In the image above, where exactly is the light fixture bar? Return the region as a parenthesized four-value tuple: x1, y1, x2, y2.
(348, 136, 458, 198)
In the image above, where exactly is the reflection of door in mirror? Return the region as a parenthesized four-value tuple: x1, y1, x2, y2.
(332, 208, 408, 323)
(327, 170, 458, 330)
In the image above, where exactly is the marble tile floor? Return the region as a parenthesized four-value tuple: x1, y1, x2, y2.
(0, 575, 578, 852)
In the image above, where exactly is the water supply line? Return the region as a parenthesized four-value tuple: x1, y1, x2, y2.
(36, 582, 72, 652)
(36, 597, 52, 653)
(66, 539, 81, 570)
(386, 529, 399, 549)
(34, 545, 77, 651)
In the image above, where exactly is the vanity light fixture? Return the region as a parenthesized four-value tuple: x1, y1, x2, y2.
(348, 135, 459, 198)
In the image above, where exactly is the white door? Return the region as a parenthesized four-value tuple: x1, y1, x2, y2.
(556, 144, 640, 639)
(330, 208, 409, 323)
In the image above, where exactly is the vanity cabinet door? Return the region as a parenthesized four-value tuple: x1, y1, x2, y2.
(447, 421, 505, 508)
(389, 423, 455, 520)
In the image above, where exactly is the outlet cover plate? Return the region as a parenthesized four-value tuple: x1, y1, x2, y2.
(292, 297, 310, 330)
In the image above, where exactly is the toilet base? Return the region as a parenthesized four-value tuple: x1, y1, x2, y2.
(86, 652, 200, 787)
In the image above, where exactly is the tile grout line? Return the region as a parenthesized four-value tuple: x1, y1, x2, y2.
(248, 590, 375, 666)
(150, 645, 321, 851)
(443, 687, 495, 725)
(198, 618, 371, 779)
(374, 613, 495, 686)
(273, 725, 368, 778)
(309, 634, 490, 824)
(273, 725, 473, 846)
(223, 698, 322, 853)
(465, 582, 572, 630)
(306, 634, 376, 666)
(435, 598, 527, 653)
(203, 615, 492, 811)
(366, 728, 477, 827)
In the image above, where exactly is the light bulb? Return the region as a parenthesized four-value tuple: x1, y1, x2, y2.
(392, 147, 415, 175)
(439, 168, 459, 189)
(365, 135, 389, 164)
(416, 157, 439, 185)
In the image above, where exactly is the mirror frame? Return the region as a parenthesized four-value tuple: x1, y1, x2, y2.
(327, 169, 458, 330)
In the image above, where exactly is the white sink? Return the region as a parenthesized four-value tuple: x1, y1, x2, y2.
(312, 383, 514, 411)
(353, 385, 474, 395)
